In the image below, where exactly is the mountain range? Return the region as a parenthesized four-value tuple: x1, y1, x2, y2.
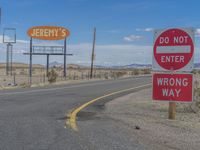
(49, 61, 200, 69)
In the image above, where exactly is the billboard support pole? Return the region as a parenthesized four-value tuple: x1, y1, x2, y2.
(64, 38, 67, 79)
(11, 43, 13, 76)
(29, 37, 32, 86)
(47, 54, 49, 77)
(6, 43, 13, 76)
(6, 43, 9, 76)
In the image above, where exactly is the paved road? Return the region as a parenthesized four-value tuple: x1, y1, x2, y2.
(0, 76, 151, 150)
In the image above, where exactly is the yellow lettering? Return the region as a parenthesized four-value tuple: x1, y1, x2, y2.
(40, 29, 44, 36)
(54, 29, 58, 37)
(30, 27, 68, 38)
(62, 29, 67, 37)
(35, 29, 40, 36)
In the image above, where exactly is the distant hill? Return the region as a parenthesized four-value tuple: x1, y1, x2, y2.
(49, 61, 152, 69)
(94, 64, 151, 69)
(8, 61, 199, 69)
(49, 61, 85, 69)
(49, 61, 63, 67)
(121, 64, 152, 69)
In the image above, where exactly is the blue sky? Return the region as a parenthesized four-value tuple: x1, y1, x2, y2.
(0, 0, 200, 66)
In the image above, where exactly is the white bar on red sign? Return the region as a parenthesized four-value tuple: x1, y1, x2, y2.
(156, 45, 191, 54)
(152, 73, 193, 102)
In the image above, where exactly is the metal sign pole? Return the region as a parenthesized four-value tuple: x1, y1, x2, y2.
(3, 28, 16, 76)
(29, 38, 32, 85)
(64, 38, 67, 79)
(10, 44, 13, 76)
(6, 43, 9, 75)
(47, 54, 49, 77)
(6, 43, 13, 76)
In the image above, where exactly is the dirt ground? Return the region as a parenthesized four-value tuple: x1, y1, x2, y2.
(105, 88, 200, 150)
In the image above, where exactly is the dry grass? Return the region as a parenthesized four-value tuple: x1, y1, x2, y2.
(177, 72, 200, 113)
(0, 63, 151, 88)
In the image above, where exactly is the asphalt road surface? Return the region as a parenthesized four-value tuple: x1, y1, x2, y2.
(0, 76, 151, 150)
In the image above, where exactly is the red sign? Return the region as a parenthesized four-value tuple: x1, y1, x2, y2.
(153, 28, 194, 71)
(153, 73, 193, 102)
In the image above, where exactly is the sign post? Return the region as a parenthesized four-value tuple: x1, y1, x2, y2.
(152, 28, 194, 120)
(169, 102, 176, 120)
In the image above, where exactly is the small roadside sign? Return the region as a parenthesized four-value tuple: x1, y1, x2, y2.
(153, 28, 194, 71)
(153, 73, 193, 102)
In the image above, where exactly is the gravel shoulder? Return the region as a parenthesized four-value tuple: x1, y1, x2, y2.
(104, 88, 200, 150)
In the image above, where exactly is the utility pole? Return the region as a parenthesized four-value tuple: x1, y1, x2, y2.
(90, 27, 96, 79)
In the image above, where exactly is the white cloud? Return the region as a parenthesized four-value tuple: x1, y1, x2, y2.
(0, 35, 29, 54)
(67, 43, 152, 65)
(1, 34, 200, 66)
(0, 37, 153, 65)
(1, 37, 200, 66)
(0, 35, 10, 44)
(16, 40, 29, 44)
(136, 28, 154, 32)
(0, 35, 29, 44)
(144, 28, 154, 32)
(123, 35, 143, 42)
(195, 28, 200, 37)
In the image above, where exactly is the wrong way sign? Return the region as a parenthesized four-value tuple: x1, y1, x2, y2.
(152, 28, 194, 71)
(153, 73, 193, 102)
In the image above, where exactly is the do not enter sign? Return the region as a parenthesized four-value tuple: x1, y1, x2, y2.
(153, 28, 194, 71)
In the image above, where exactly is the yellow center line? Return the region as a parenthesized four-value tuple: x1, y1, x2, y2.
(66, 83, 151, 131)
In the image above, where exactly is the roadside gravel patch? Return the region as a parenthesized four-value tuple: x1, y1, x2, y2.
(105, 88, 200, 150)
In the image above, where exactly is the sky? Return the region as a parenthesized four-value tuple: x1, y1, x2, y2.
(0, 0, 200, 66)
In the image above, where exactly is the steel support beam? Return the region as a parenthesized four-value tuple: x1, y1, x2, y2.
(6, 43, 13, 76)
(64, 38, 67, 79)
(29, 38, 32, 85)
(47, 54, 49, 77)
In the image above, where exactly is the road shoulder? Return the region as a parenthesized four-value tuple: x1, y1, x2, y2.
(104, 88, 200, 150)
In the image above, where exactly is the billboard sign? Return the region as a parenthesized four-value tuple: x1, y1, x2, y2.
(27, 26, 70, 40)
